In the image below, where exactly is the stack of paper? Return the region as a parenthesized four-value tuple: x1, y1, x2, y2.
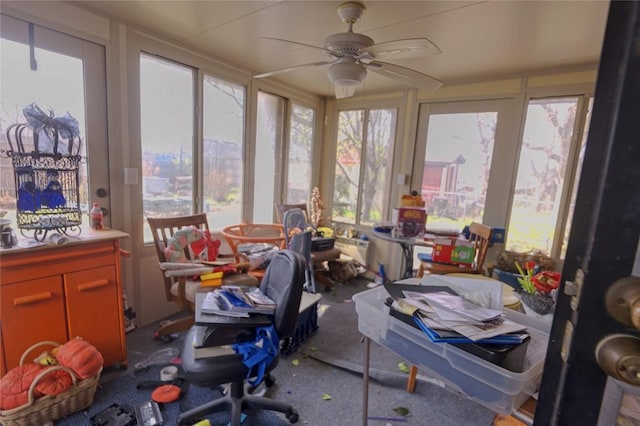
(201, 287, 276, 317)
(399, 290, 528, 344)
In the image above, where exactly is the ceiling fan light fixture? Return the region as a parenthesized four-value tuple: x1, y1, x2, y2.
(327, 61, 367, 87)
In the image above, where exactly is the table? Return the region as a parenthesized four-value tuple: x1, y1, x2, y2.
(354, 285, 549, 426)
(371, 230, 431, 280)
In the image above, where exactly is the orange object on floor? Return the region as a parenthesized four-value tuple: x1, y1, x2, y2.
(493, 414, 527, 426)
(406, 365, 418, 393)
(152, 384, 181, 403)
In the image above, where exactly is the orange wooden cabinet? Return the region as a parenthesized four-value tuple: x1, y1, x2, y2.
(0, 230, 129, 376)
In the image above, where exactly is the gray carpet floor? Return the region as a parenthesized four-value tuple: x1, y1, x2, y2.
(93, 277, 497, 426)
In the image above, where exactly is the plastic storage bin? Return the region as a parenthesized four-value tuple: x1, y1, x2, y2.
(353, 286, 550, 415)
(282, 292, 321, 355)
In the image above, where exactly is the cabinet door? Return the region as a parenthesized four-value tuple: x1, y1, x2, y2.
(1, 277, 67, 370)
(64, 265, 124, 367)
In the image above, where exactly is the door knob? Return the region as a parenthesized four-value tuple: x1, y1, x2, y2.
(596, 334, 640, 385)
(605, 276, 640, 330)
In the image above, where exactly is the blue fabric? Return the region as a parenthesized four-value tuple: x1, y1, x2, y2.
(41, 180, 66, 208)
(233, 325, 279, 386)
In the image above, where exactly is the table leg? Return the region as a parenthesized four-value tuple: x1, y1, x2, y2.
(362, 335, 370, 426)
(400, 243, 414, 279)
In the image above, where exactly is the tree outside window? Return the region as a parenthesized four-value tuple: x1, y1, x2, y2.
(332, 108, 397, 225)
(507, 97, 582, 256)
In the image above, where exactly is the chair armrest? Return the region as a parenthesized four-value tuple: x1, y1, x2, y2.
(219, 252, 251, 273)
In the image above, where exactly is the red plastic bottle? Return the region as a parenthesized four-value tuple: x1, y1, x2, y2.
(90, 202, 104, 230)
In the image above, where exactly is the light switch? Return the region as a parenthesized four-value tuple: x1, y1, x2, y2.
(397, 173, 408, 185)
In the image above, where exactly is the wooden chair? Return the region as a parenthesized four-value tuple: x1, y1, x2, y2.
(417, 222, 492, 277)
(409, 222, 492, 392)
(147, 214, 258, 340)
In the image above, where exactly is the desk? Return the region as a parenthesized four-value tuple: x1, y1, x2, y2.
(354, 286, 549, 426)
(372, 230, 430, 280)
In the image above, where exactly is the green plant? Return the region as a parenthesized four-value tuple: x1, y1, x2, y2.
(515, 261, 537, 294)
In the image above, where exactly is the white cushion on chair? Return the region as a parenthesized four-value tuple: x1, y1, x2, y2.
(170, 279, 201, 303)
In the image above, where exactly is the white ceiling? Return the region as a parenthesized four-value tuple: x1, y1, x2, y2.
(77, 0, 610, 98)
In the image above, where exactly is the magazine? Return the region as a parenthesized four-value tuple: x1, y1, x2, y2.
(201, 287, 276, 317)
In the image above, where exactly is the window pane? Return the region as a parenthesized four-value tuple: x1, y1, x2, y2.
(0, 37, 89, 230)
(332, 110, 364, 224)
(420, 112, 497, 230)
(507, 97, 579, 255)
(141, 53, 194, 240)
(203, 75, 245, 229)
(287, 104, 315, 204)
(360, 109, 397, 225)
(254, 92, 285, 223)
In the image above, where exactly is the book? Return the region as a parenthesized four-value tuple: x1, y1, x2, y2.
(218, 287, 276, 314)
(200, 288, 276, 316)
(200, 271, 223, 287)
(200, 292, 250, 317)
(194, 344, 235, 359)
(413, 310, 529, 344)
(244, 287, 277, 308)
(195, 293, 273, 326)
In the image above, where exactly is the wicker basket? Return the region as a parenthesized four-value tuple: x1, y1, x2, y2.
(0, 341, 101, 426)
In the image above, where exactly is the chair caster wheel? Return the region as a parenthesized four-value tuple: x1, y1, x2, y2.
(264, 374, 275, 387)
(286, 409, 299, 423)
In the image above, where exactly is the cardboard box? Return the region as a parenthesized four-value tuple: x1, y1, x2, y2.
(432, 239, 475, 265)
(392, 207, 427, 238)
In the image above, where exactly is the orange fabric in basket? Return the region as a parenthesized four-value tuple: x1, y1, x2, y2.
(36, 369, 73, 396)
(0, 364, 45, 410)
(151, 384, 181, 403)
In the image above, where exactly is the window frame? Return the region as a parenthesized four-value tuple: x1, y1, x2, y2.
(412, 99, 518, 231)
(247, 82, 322, 223)
(0, 13, 109, 229)
(129, 30, 253, 246)
(331, 102, 401, 226)
(507, 92, 593, 260)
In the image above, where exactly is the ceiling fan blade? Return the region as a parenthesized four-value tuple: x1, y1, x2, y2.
(261, 37, 338, 57)
(361, 38, 441, 60)
(367, 61, 443, 91)
(254, 60, 337, 79)
(335, 85, 356, 99)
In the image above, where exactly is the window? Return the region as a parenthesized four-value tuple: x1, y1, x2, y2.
(287, 104, 315, 204)
(412, 102, 500, 231)
(253, 92, 284, 223)
(506, 96, 587, 257)
(202, 75, 246, 230)
(0, 14, 108, 234)
(140, 53, 195, 227)
(332, 108, 397, 225)
(253, 91, 316, 223)
(141, 53, 249, 239)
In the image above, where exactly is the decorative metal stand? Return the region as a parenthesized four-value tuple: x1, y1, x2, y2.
(6, 117, 83, 242)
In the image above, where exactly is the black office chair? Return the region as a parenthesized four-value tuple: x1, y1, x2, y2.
(177, 250, 306, 425)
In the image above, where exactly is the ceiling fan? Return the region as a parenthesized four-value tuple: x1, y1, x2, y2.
(254, 1, 443, 99)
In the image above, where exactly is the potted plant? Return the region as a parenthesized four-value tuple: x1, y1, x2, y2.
(515, 261, 560, 316)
